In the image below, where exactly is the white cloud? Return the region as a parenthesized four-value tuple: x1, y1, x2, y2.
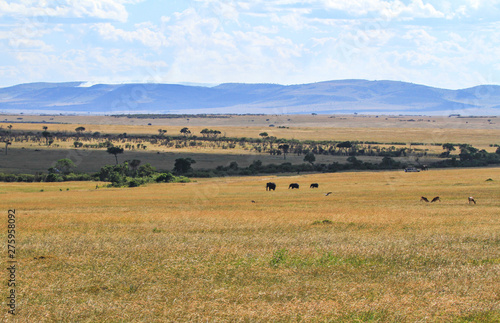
(319, 0, 444, 19)
(8, 38, 53, 51)
(158, 6, 307, 84)
(10, 47, 167, 85)
(94, 22, 168, 49)
(1, 0, 500, 89)
(0, 0, 133, 22)
(402, 28, 437, 47)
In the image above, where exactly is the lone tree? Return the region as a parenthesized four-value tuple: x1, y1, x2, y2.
(75, 126, 86, 139)
(180, 127, 191, 136)
(107, 147, 124, 164)
(259, 132, 269, 149)
(278, 144, 290, 160)
(4, 140, 11, 155)
(200, 129, 222, 138)
(173, 157, 196, 174)
(303, 151, 316, 165)
(41, 127, 52, 146)
(3, 124, 12, 155)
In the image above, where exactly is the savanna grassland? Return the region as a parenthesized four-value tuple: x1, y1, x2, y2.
(1, 167, 499, 322)
(1, 114, 499, 174)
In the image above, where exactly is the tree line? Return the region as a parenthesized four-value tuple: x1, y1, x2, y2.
(0, 125, 499, 186)
(5, 124, 496, 160)
(0, 157, 191, 187)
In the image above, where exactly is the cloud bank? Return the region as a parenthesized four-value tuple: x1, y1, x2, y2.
(0, 0, 499, 89)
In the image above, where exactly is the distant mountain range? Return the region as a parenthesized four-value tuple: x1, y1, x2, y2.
(0, 79, 499, 115)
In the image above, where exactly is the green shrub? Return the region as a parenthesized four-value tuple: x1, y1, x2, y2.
(45, 173, 63, 182)
(156, 172, 175, 183)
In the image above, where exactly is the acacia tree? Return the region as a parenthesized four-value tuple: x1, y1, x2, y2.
(200, 129, 222, 138)
(278, 144, 290, 160)
(180, 127, 191, 137)
(259, 132, 269, 150)
(4, 140, 11, 155)
(75, 126, 86, 140)
(107, 147, 124, 164)
(303, 152, 316, 165)
(4, 125, 12, 155)
(268, 136, 277, 150)
(336, 141, 352, 155)
(41, 126, 52, 146)
(442, 143, 455, 152)
(458, 144, 478, 161)
(441, 143, 456, 157)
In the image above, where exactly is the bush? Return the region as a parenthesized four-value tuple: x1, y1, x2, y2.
(156, 172, 175, 183)
(127, 178, 147, 187)
(45, 173, 63, 182)
(137, 163, 156, 177)
(173, 176, 190, 183)
(63, 173, 93, 181)
(0, 173, 18, 182)
(16, 174, 35, 182)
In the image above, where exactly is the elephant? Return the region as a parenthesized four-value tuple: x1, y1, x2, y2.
(266, 182, 276, 191)
(288, 183, 299, 189)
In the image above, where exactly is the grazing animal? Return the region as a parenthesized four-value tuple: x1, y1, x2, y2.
(325, 192, 332, 196)
(431, 196, 441, 203)
(251, 200, 256, 203)
(420, 196, 429, 202)
(288, 183, 299, 189)
(266, 182, 276, 191)
(468, 196, 476, 204)
(310, 183, 319, 188)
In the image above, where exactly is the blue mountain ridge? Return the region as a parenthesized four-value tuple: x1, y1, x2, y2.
(0, 79, 499, 115)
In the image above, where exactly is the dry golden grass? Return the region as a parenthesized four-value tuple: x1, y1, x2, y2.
(3, 122, 499, 146)
(2, 113, 499, 145)
(1, 168, 499, 322)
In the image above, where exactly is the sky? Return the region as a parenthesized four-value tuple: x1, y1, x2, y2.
(0, 0, 499, 89)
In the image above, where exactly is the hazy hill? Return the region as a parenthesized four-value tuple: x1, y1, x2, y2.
(0, 79, 499, 115)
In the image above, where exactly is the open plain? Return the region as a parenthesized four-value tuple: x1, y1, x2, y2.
(1, 167, 499, 322)
(0, 114, 499, 321)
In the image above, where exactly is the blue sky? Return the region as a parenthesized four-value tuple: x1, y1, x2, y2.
(0, 0, 499, 89)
